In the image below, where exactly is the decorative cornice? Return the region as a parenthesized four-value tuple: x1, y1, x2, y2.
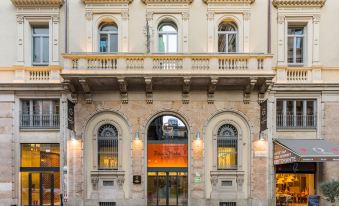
(272, 0, 326, 8)
(11, 0, 64, 7)
(142, 0, 192, 4)
(82, 0, 133, 4)
(203, 0, 254, 4)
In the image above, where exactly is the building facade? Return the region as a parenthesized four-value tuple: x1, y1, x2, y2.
(0, 0, 339, 205)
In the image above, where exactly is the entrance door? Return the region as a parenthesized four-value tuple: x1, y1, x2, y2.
(147, 172, 188, 206)
(21, 172, 60, 206)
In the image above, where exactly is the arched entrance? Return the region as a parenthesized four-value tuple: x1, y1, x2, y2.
(147, 114, 188, 206)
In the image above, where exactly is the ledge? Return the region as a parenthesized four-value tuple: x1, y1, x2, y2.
(82, 0, 133, 4)
(272, 0, 326, 8)
(11, 0, 64, 7)
(203, 0, 254, 4)
(142, 0, 193, 4)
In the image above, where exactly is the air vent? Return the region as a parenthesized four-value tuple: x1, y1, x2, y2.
(220, 202, 236, 206)
(99, 202, 116, 206)
(221, 180, 232, 187)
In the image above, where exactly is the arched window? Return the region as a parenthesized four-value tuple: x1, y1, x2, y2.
(217, 124, 238, 170)
(98, 124, 118, 169)
(158, 22, 178, 53)
(218, 22, 238, 53)
(99, 22, 118, 53)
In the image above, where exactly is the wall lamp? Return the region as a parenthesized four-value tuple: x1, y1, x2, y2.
(135, 131, 140, 141)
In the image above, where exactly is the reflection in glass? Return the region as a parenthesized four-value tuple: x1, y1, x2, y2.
(158, 23, 178, 53)
(148, 115, 187, 142)
(21, 144, 60, 168)
(218, 22, 237, 53)
(217, 124, 238, 170)
(32, 26, 49, 65)
(288, 26, 304, 65)
(98, 124, 119, 170)
(99, 23, 118, 53)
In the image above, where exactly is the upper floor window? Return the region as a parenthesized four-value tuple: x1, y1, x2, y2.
(158, 22, 178, 53)
(218, 22, 238, 53)
(217, 124, 238, 170)
(288, 26, 305, 65)
(20, 99, 59, 129)
(99, 23, 118, 53)
(98, 124, 118, 170)
(32, 26, 49, 65)
(276, 99, 316, 129)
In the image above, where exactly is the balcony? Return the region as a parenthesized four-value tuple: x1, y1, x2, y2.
(276, 114, 316, 129)
(20, 114, 60, 129)
(62, 53, 274, 103)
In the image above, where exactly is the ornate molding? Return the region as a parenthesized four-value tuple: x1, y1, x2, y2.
(272, 0, 326, 8)
(11, 0, 64, 7)
(203, 0, 254, 4)
(82, 0, 133, 4)
(142, 0, 192, 4)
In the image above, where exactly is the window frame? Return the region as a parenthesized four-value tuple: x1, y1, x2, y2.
(97, 124, 119, 170)
(216, 124, 238, 170)
(287, 25, 306, 66)
(31, 26, 49, 66)
(217, 22, 238, 53)
(98, 23, 118, 53)
(157, 22, 178, 53)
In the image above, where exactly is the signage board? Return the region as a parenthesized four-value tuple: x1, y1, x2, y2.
(260, 100, 268, 132)
(133, 175, 141, 184)
(67, 100, 75, 131)
(147, 144, 187, 167)
(308, 195, 320, 206)
(274, 143, 299, 165)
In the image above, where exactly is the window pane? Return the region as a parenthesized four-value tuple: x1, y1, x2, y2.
(218, 34, 226, 52)
(42, 100, 50, 115)
(296, 37, 304, 63)
(33, 27, 48, 35)
(228, 34, 237, 53)
(42, 37, 49, 63)
(158, 34, 166, 53)
(21, 144, 60, 168)
(286, 101, 294, 115)
(33, 100, 41, 115)
(307, 101, 315, 115)
(101, 24, 117, 32)
(100, 34, 108, 52)
(22, 100, 30, 115)
(159, 24, 176, 32)
(218, 23, 236, 32)
(98, 124, 118, 169)
(167, 34, 177, 53)
(33, 37, 41, 63)
(288, 37, 294, 63)
(109, 34, 118, 52)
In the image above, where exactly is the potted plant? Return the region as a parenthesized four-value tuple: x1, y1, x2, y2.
(320, 180, 339, 206)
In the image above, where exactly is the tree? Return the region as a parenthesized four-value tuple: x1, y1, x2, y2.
(320, 180, 339, 204)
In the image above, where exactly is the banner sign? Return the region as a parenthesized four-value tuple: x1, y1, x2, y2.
(260, 100, 268, 132)
(67, 100, 75, 131)
(147, 144, 187, 168)
(274, 143, 299, 165)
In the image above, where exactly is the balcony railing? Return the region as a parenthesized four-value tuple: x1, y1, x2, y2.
(276, 114, 316, 129)
(20, 114, 60, 129)
(63, 53, 273, 73)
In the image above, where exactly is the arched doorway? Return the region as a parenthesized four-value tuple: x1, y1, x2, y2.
(147, 115, 188, 206)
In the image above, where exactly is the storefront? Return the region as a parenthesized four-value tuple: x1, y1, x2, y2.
(274, 139, 339, 206)
(147, 115, 188, 206)
(20, 144, 60, 206)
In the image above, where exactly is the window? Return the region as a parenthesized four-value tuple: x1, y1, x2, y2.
(217, 124, 238, 170)
(20, 99, 60, 129)
(99, 23, 118, 53)
(158, 22, 178, 53)
(32, 26, 49, 65)
(98, 124, 118, 170)
(276, 99, 316, 129)
(218, 22, 237, 53)
(288, 26, 305, 65)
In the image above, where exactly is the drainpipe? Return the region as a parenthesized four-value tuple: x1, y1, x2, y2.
(268, 0, 272, 54)
(65, 0, 68, 53)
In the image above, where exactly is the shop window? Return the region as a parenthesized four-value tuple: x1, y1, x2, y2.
(99, 22, 118, 53)
(20, 99, 60, 129)
(98, 124, 119, 170)
(158, 22, 178, 53)
(218, 22, 238, 53)
(217, 124, 238, 170)
(32, 26, 49, 65)
(276, 99, 316, 129)
(288, 25, 305, 66)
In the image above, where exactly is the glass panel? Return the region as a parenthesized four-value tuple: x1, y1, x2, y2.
(217, 146, 237, 169)
(296, 37, 304, 63)
(158, 34, 166, 53)
(307, 101, 314, 115)
(159, 24, 176, 32)
(218, 23, 236, 32)
(21, 144, 60, 168)
(288, 37, 294, 63)
(277, 101, 283, 116)
(33, 27, 48, 35)
(98, 124, 118, 169)
(167, 34, 177, 53)
(110, 34, 118, 52)
(42, 37, 49, 63)
(218, 34, 226, 53)
(101, 24, 117, 32)
(33, 37, 41, 63)
(276, 173, 315, 205)
(296, 100, 304, 127)
(100, 34, 108, 52)
(168, 172, 177, 205)
(177, 172, 188, 206)
(21, 172, 29, 206)
(286, 100, 294, 127)
(228, 34, 237, 53)
(158, 172, 167, 206)
(147, 173, 158, 206)
(147, 115, 187, 141)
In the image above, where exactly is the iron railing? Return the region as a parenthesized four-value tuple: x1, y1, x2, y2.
(20, 114, 60, 129)
(276, 114, 316, 129)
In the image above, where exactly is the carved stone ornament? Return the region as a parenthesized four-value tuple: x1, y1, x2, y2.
(272, 0, 326, 8)
(210, 175, 218, 187)
(142, 0, 193, 4)
(117, 176, 125, 187)
(82, 0, 133, 4)
(277, 15, 285, 24)
(11, 0, 64, 7)
(91, 176, 99, 190)
(203, 0, 254, 4)
(16, 15, 24, 23)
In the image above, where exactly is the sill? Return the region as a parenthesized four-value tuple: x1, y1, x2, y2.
(287, 64, 305, 67)
(276, 128, 316, 132)
(32, 64, 49, 66)
(20, 128, 60, 132)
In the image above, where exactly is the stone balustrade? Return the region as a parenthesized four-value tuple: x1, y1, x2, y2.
(62, 53, 273, 75)
(275, 67, 323, 84)
(10, 66, 62, 83)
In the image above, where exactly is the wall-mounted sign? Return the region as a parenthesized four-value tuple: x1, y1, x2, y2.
(133, 175, 141, 184)
(274, 143, 299, 165)
(67, 100, 75, 131)
(147, 144, 187, 168)
(308, 195, 320, 206)
(260, 100, 268, 132)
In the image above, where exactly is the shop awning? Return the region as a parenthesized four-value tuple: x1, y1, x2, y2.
(274, 139, 339, 165)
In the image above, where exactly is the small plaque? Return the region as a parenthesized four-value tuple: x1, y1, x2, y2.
(133, 175, 141, 184)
